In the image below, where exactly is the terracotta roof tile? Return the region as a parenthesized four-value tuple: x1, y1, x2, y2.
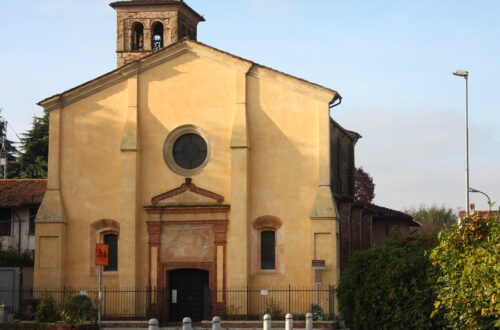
(0, 179, 47, 207)
(459, 210, 499, 219)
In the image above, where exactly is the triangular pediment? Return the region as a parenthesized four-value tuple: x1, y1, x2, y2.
(151, 178, 224, 206)
(38, 39, 337, 112)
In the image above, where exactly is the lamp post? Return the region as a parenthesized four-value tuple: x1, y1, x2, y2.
(453, 69, 469, 215)
(468, 187, 491, 210)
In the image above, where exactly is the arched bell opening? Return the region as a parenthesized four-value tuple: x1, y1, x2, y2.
(152, 21, 164, 50)
(131, 22, 144, 50)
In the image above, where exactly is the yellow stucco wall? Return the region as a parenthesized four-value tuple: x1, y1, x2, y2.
(35, 41, 339, 294)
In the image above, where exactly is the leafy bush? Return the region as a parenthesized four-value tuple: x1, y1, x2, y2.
(261, 298, 282, 317)
(60, 295, 98, 325)
(309, 304, 325, 320)
(430, 213, 500, 329)
(336, 235, 440, 329)
(0, 248, 34, 266)
(34, 295, 59, 323)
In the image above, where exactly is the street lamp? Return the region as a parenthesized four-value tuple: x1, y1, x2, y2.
(468, 187, 491, 210)
(453, 69, 469, 215)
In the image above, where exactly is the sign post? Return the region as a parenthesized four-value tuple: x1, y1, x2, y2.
(96, 244, 109, 330)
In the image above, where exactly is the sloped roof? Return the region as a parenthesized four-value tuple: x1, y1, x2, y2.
(359, 202, 419, 227)
(38, 39, 338, 110)
(0, 179, 47, 207)
(330, 118, 362, 141)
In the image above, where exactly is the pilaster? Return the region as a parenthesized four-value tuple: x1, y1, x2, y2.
(227, 66, 252, 287)
(362, 213, 373, 250)
(34, 107, 67, 288)
(339, 202, 352, 272)
(310, 100, 340, 289)
(119, 73, 139, 289)
(351, 207, 363, 253)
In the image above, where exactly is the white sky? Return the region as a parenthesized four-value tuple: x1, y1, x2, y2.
(0, 0, 498, 213)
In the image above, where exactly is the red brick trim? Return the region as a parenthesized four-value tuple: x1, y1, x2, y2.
(252, 215, 282, 230)
(147, 222, 161, 244)
(151, 178, 224, 205)
(145, 205, 230, 214)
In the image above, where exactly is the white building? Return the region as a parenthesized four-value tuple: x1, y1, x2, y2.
(0, 179, 46, 252)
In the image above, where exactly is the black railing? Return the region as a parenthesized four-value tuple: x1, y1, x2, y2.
(0, 285, 335, 321)
(221, 285, 335, 319)
(0, 287, 166, 321)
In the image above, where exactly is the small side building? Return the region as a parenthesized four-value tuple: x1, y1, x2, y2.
(0, 179, 46, 315)
(0, 179, 46, 254)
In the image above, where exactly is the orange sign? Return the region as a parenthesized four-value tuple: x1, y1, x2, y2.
(95, 244, 109, 266)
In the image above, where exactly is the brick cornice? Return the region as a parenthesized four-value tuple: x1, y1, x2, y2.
(151, 178, 224, 205)
(145, 205, 230, 214)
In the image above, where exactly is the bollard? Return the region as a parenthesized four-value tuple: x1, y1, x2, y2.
(285, 313, 293, 330)
(212, 316, 221, 330)
(183, 317, 192, 330)
(148, 318, 159, 330)
(305, 312, 313, 330)
(263, 313, 271, 330)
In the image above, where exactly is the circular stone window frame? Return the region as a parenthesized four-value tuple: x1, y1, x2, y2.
(163, 125, 213, 176)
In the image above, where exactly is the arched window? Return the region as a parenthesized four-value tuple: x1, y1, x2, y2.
(261, 230, 275, 269)
(252, 216, 282, 272)
(152, 22, 164, 50)
(131, 22, 144, 50)
(90, 219, 120, 275)
(103, 233, 118, 271)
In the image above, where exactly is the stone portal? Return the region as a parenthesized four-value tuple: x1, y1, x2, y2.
(145, 178, 229, 319)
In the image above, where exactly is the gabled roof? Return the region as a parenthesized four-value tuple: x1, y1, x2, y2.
(38, 39, 339, 111)
(0, 179, 47, 207)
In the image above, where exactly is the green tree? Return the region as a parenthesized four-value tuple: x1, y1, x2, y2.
(0, 108, 20, 178)
(430, 213, 500, 328)
(406, 205, 457, 235)
(18, 111, 49, 178)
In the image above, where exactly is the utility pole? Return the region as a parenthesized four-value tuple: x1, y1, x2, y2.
(453, 69, 469, 218)
(1, 135, 7, 179)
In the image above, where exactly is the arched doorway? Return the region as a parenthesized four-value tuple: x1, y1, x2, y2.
(168, 269, 210, 322)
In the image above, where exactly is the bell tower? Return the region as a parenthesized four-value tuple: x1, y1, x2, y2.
(110, 0, 205, 67)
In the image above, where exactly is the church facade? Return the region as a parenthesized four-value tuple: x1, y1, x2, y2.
(34, 0, 415, 320)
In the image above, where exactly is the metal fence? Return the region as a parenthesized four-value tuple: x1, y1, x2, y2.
(0, 287, 166, 321)
(221, 285, 335, 319)
(0, 285, 335, 321)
